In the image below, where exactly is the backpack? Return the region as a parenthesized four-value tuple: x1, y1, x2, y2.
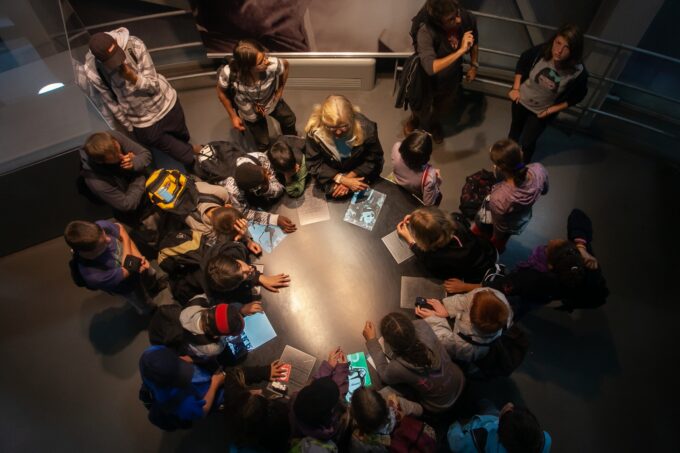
(68, 254, 89, 288)
(147, 299, 219, 351)
(389, 416, 437, 453)
(394, 52, 428, 112)
(192, 141, 257, 184)
(459, 169, 497, 220)
(68, 251, 108, 290)
(217, 63, 238, 108)
(472, 324, 530, 379)
(138, 382, 194, 431)
(145, 169, 200, 216)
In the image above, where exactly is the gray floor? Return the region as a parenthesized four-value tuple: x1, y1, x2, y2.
(1, 76, 679, 452)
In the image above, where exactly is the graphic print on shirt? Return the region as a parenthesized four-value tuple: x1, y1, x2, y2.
(534, 67, 560, 93)
(446, 28, 461, 50)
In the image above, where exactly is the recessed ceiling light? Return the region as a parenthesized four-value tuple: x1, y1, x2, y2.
(38, 82, 65, 94)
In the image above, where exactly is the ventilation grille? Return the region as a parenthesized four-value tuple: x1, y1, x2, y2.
(287, 77, 363, 89)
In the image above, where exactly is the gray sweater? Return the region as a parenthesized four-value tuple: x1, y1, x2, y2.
(366, 320, 465, 412)
(80, 130, 152, 212)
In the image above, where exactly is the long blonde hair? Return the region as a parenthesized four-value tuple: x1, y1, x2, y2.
(305, 95, 364, 146)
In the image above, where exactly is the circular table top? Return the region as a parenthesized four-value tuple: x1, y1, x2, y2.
(243, 178, 435, 368)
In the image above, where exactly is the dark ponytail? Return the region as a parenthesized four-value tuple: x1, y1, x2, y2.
(380, 312, 433, 369)
(490, 139, 528, 186)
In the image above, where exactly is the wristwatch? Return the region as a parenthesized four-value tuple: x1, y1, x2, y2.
(471, 62, 480, 68)
(334, 173, 344, 184)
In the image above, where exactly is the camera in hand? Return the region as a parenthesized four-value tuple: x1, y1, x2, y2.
(123, 255, 142, 273)
(415, 296, 434, 311)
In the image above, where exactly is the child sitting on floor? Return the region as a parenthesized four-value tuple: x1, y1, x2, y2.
(267, 135, 310, 198)
(391, 129, 441, 206)
(204, 241, 290, 304)
(349, 387, 432, 452)
(64, 220, 165, 313)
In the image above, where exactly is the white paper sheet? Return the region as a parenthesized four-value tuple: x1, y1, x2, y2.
(400, 276, 446, 308)
(381, 230, 414, 263)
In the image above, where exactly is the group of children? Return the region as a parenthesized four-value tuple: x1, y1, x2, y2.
(64, 21, 609, 451)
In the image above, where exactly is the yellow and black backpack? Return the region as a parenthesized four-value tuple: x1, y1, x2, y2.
(145, 169, 199, 216)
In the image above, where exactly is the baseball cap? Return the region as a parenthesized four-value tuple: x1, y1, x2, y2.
(89, 32, 125, 70)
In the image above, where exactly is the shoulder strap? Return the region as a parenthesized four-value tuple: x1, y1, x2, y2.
(125, 41, 139, 65)
(471, 427, 488, 452)
(457, 331, 498, 347)
(95, 61, 116, 101)
(421, 163, 432, 192)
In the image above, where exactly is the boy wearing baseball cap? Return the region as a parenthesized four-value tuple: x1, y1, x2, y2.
(84, 28, 200, 166)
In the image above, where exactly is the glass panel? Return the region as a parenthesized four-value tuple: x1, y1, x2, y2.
(0, 0, 108, 175)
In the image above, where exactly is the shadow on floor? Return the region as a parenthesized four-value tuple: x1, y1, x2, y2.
(444, 90, 489, 137)
(157, 413, 228, 452)
(520, 308, 620, 398)
(89, 303, 150, 355)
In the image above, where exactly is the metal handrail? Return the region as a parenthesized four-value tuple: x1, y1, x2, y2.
(79, 10, 190, 32)
(60, 3, 678, 137)
(470, 10, 680, 66)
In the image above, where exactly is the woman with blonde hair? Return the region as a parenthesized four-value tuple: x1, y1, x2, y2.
(397, 207, 496, 281)
(305, 95, 384, 197)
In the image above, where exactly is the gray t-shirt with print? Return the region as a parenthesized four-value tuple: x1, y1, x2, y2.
(519, 58, 583, 114)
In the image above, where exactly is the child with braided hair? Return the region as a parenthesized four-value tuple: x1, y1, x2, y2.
(362, 312, 465, 413)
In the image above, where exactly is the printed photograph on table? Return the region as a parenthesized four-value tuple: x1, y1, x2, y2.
(248, 223, 287, 253)
(345, 351, 373, 402)
(343, 189, 386, 231)
(227, 312, 277, 357)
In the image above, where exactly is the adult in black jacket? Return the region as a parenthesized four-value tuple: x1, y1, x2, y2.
(304, 95, 384, 198)
(397, 207, 497, 281)
(508, 24, 589, 162)
(408, 0, 479, 143)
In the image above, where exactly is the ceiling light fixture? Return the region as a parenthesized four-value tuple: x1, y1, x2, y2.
(38, 82, 65, 94)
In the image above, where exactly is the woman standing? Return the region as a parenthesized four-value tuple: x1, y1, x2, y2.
(305, 95, 384, 198)
(508, 24, 588, 162)
(473, 139, 549, 253)
(217, 39, 296, 150)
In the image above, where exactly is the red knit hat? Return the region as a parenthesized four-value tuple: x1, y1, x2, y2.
(213, 304, 244, 336)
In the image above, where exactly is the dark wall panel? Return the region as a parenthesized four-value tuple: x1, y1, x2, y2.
(0, 149, 112, 256)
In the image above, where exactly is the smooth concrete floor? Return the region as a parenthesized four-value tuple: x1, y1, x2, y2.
(1, 76, 679, 452)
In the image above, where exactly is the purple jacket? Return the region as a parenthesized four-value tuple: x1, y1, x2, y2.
(489, 163, 549, 234)
(290, 361, 350, 442)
